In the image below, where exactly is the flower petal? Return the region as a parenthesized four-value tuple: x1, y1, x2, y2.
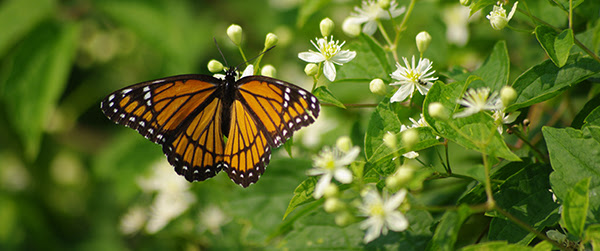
(385, 212, 409, 231)
(385, 189, 407, 210)
(313, 174, 332, 199)
(323, 61, 337, 81)
(362, 20, 378, 35)
(332, 50, 357, 64)
(390, 82, 414, 103)
(333, 168, 353, 184)
(298, 51, 326, 63)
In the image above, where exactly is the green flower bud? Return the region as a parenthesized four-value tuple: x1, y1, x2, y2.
(324, 198, 345, 213)
(459, 0, 471, 6)
(369, 78, 387, 96)
(227, 24, 242, 46)
(304, 63, 319, 76)
(500, 86, 517, 107)
(261, 64, 276, 78)
(336, 136, 352, 152)
(334, 211, 354, 227)
(323, 183, 339, 198)
(264, 32, 278, 48)
(402, 128, 419, 149)
(428, 102, 449, 120)
(383, 131, 397, 149)
(342, 17, 361, 38)
(207, 59, 224, 73)
(416, 31, 432, 54)
(320, 18, 335, 37)
(378, 0, 391, 9)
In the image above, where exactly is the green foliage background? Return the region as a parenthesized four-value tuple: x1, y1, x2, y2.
(0, 0, 599, 250)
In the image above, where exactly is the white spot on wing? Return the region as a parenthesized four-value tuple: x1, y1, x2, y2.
(143, 86, 151, 92)
(144, 92, 151, 100)
(108, 94, 115, 101)
(121, 88, 132, 95)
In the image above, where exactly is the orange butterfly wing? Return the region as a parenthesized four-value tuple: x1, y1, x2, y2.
(101, 75, 226, 181)
(222, 76, 320, 186)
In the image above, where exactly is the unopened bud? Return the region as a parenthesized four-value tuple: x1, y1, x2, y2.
(324, 198, 345, 213)
(416, 31, 432, 54)
(207, 60, 224, 73)
(500, 86, 517, 107)
(261, 64, 276, 78)
(369, 78, 387, 96)
(402, 128, 419, 149)
(227, 24, 242, 46)
(342, 17, 361, 37)
(336, 136, 352, 153)
(334, 211, 354, 227)
(304, 63, 319, 76)
(383, 131, 397, 149)
(428, 102, 449, 120)
(264, 33, 278, 48)
(459, 0, 471, 6)
(323, 183, 339, 198)
(378, 0, 391, 9)
(320, 18, 335, 37)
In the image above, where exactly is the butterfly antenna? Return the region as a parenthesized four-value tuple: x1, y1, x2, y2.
(234, 45, 276, 70)
(214, 37, 230, 68)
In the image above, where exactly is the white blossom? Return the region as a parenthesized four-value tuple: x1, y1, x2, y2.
(390, 56, 438, 103)
(346, 0, 406, 35)
(298, 36, 356, 82)
(486, 1, 519, 30)
(358, 188, 408, 243)
(453, 87, 502, 118)
(307, 146, 359, 199)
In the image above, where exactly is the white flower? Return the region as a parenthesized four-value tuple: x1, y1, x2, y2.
(358, 188, 408, 243)
(390, 56, 438, 103)
(443, 4, 472, 46)
(136, 160, 196, 234)
(346, 0, 406, 35)
(492, 110, 520, 133)
(120, 206, 147, 235)
(198, 205, 230, 235)
(402, 151, 419, 159)
(453, 87, 502, 118)
(486, 1, 519, 30)
(213, 64, 254, 80)
(298, 36, 356, 82)
(307, 146, 360, 199)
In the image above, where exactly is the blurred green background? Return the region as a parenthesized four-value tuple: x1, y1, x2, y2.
(1, 0, 598, 250)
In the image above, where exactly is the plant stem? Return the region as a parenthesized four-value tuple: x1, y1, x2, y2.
(482, 153, 496, 209)
(510, 126, 549, 163)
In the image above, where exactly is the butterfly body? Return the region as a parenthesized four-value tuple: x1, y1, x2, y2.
(101, 68, 320, 187)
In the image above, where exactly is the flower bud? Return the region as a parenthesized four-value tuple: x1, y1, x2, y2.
(428, 102, 449, 120)
(402, 128, 419, 149)
(320, 18, 335, 37)
(342, 17, 361, 37)
(378, 0, 391, 9)
(264, 33, 278, 48)
(336, 136, 352, 153)
(416, 31, 432, 54)
(261, 64, 276, 78)
(500, 86, 517, 107)
(227, 24, 242, 46)
(324, 198, 345, 213)
(207, 60, 224, 73)
(304, 63, 319, 76)
(369, 78, 387, 96)
(383, 131, 397, 149)
(334, 211, 354, 227)
(323, 183, 339, 198)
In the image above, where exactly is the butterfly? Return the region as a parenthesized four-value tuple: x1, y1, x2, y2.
(100, 67, 320, 187)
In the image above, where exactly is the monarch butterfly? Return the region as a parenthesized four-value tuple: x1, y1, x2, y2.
(100, 67, 320, 187)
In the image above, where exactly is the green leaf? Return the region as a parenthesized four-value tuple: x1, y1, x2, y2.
(468, 41, 510, 91)
(544, 126, 600, 223)
(584, 106, 600, 127)
(562, 177, 591, 238)
(458, 161, 529, 205)
(459, 241, 532, 251)
(0, 0, 53, 58)
(296, 0, 331, 28)
(283, 177, 317, 219)
(535, 25, 574, 67)
(336, 34, 394, 82)
(0, 21, 80, 159)
(469, 0, 497, 17)
(488, 164, 560, 244)
(506, 54, 600, 112)
(279, 210, 364, 249)
(571, 93, 600, 129)
(426, 204, 472, 251)
(313, 86, 345, 109)
(423, 80, 520, 161)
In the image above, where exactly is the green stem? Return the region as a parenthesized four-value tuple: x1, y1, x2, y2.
(510, 126, 549, 163)
(482, 153, 496, 209)
(237, 46, 248, 66)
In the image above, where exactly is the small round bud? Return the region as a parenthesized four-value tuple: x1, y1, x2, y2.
(334, 211, 354, 227)
(342, 18, 361, 38)
(227, 24, 243, 46)
(323, 183, 339, 198)
(369, 78, 387, 96)
(264, 33, 278, 48)
(378, 0, 391, 9)
(261, 64, 276, 78)
(320, 18, 335, 37)
(386, 175, 401, 190)
(500, 86, 517, 107)
(336, 136, 352, 152)
(394, 166, 414, 185)
(383, 131, 397, 149)
(402, 128, 419, 149)
(207, 60, 224, 73)
(429, 102, 449, 120)
(304, 63, 319, 76)
(416, 31, 432, 54)
(324, 198, 345, 213)
(459, 0, 471, 6)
